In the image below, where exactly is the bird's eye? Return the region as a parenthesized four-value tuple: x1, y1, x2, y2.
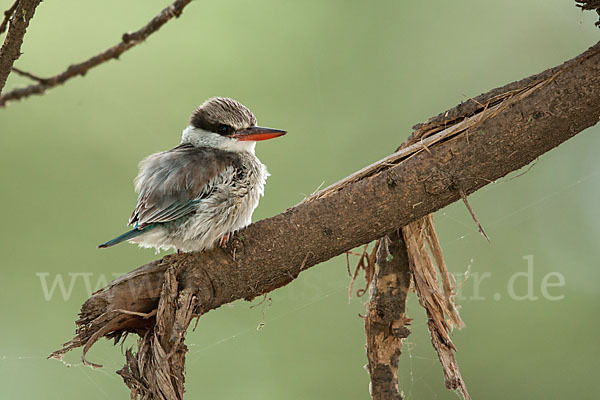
(217, 124, 231, 135)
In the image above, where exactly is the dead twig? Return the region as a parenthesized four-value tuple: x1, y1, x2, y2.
(11, 66, 47, 83)
(364, 232, 412, 400)
(117, 265, 196, 399)
(459, 189, 491, 242)
(348, 241, 380, 299)
(502, 158, 538, 182)
(115, 309, 158, 319)
(0, 0, 193, 107)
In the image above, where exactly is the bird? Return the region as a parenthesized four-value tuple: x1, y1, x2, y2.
(98, 97, 286, 252)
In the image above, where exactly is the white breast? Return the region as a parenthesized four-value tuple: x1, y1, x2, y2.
(174, 152, 268, 251)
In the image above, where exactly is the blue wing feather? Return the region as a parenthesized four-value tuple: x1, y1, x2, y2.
(98, 225, 154, 248)
(128, 143, 242, 229)
(99, 144, 243, 249)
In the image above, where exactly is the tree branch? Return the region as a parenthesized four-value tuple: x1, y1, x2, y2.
(51, 41, 600, 398)
(0, 0, 19, 37)
(0, 0, 41, 94)
(365, 231, 412, 400)
(0, 0, 193, 107)
(11, 66, 47, 83)
(576, 0, 600, 26)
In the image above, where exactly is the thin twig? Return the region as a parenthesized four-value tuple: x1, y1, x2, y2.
(11, 66, 47, 83)
(502, 158, 538, 182)
(0, 0, 19, 36)
(348, 241, 379, 299)
(0, 0, 193, 107)
(459, 188, 491, 242)
(115, 309, 158, 319)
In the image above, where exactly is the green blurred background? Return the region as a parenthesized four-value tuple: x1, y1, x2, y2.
(1, 0, 599, 398)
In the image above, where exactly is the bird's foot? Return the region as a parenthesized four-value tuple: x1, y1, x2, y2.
(219, 234, 229, 248)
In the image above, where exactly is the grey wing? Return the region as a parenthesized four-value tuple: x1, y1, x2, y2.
(129, 144, 242, 229)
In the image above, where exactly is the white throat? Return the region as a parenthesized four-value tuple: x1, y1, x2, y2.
(181, 126, 256, 154)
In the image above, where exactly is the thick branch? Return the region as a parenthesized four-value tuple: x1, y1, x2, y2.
(52, 42, 600, 367)
(0, 0, 192, 107)
(0, 0, 41, 94)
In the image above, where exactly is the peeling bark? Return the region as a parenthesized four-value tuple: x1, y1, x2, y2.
(117, 265, 195, 400)
(365, 231, 412, 400)
(403, 218, 469, 399)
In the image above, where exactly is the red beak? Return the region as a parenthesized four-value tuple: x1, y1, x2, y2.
(228, 126, 287, 141)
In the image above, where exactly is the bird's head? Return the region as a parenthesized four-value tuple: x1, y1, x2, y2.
(181, 97, 286, 153)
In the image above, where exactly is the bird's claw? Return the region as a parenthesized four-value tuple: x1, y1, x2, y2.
(219, 234, 229, 248)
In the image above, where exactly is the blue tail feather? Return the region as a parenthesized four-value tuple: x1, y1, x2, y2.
(98, 226, 153, 248)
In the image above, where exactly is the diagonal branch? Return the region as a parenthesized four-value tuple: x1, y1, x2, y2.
(0, 0, 41, 94)
(0, 0, 193, 107)
(50, 41, 600, 397)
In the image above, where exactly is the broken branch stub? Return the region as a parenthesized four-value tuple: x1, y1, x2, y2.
(364, 231, 412, 400)
(117, 265, 196, 400)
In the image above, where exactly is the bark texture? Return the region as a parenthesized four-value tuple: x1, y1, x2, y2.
(117, 265, 195, 400)
(365, 231, 412, 400)
(50, 41, 600, 398)
(0, 0, 41, 94)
